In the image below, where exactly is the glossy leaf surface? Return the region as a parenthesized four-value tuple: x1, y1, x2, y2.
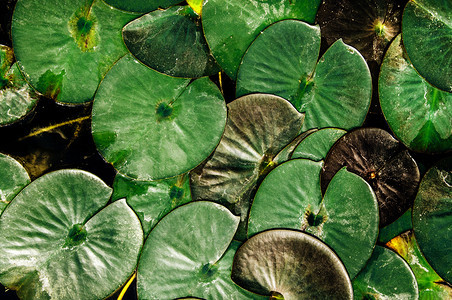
(321, 128, 420, 227)
(291, 128, 346, 161)
(378, 208, 412, 244)
(379, 35, 452, 153)
(236, 20, 372, 131)
(0, 153, 30, 213)
(92, 54, 227, 180)
(104, 0, 184, 13)
(202, 0, 321, 79)
(0, 169, 143, 300)
(123, 6, 219, 78)
(12, 0, 138, 103)
(249, 160, 379, 279)
(231, 229, 353, 299)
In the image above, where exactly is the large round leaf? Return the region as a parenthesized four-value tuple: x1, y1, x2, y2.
(12, 0, 138, 103)
(137, 201, 261, 299)
(353, 245, 418, 299)
(104, 0, 184, 13)
(321, 128, 420, 227)
(236, 20, 372, 131)
(412, 157, 452, 283)
(190, 94, 304, 240)
(248, 159, 379, 279)
(123, 6, 219, 78)
(379, 34, 452, 153)
(0, 45, 38, 125)
(0, 153, 30, 213)
(202, 0, 321, 79)
(316, 0, 405, 64)
(402, 0, 452, 92)
(0, 169, 143, 300)
(291, 128, 346, 161)
(92, 54, 227, 181)
(112, 172, 191, 236)
(231, 229, 353, 299)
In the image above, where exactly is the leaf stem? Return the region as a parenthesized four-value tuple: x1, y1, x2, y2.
(19, 115, 90, 141)
(117, 272, 136, 300)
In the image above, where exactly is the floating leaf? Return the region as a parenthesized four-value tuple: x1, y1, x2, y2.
(412, 157, 452, 283)
(112, 172, 191, 236)
(0, 169, 143, 299)
(352, 246, 418, 299)
(104, 0, 184, 13)
(92, 54, 226, 180)
(123, 6, 219, 78)
(231, 229, 353, 299)
(321, 128, 420, 227)
(236, 20, 372, 131)
(379, 34, 452, 153)
(378, 208, 412, 244)
(0, 153, 30, 213)
(402, 0, 452, 92)
(12, 0, 138, 103)
(202, 0, 321, 79)
(249, 160, 379, 278)
(291, 128, 346, 161)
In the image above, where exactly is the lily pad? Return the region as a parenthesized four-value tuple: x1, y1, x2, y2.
(92, 54, 227, 181)
(123, 6, 219, 78)
(0, 153, 30, 213)
(379, 34, 452, 153)
(236, 20, 372, 131)
(291, 128, 346, 161)
(104, 0, 184, 13)
(190, 94, 304, 240)
(378, 208, 412, 244)
(402, 0, 452, 92)
(316, 0, 405, 64)
(187, 0, 203, 15)
(112, 172, 191, 236)
(352, 245, 418, 299)
(0, 45, 38, 125)
(248, 159, 379, 279)
(0, 169, 143, 299)
(387, 231, 452, 299)
(202, 0, 321, 79)
(412, 157, 452, 283)
(12, 0, 138, 103)
(231, 229, 353, 299)
(321, 128, 420, 227)
(137, 201, 262, 299)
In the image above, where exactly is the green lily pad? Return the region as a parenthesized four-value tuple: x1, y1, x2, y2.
(92, 54, 226, 181)
(123, 6, 219, 78)
(137, 201, 262, 299)
(379, 34, 452, 153)
(112, 172, 191, 236)
(402, 0, 452, 92)
(387, 231, 452, 299)
(236, 20, 372, 131)
(412, 157, 452, 283)
(231, 229, 353, 299)
(0, 153, 30, 213)
(352, 245, 419, 299)
(12, 0, 138, 103)
(316, 0, 405, 64)
(104, 0, 184, 13)
(291, 128, 347, 161)
(0, 169, 143, 299)
(321, 128, 420, 227)
(202, 0, 321, 79)
(190, 94, 304, 240)
(378, 208, 412, 244)
(0, 45, 38, 125)
(248, 160, 379, 279)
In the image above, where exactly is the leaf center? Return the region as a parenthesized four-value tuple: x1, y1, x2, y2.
(199, 262, 219, 281)
(156, 102, 174, 121)
(63, 224, 87, 248)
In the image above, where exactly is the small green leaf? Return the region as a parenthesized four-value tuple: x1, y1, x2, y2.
(0, 153, 30, 213)
(291, 128, 346, 161)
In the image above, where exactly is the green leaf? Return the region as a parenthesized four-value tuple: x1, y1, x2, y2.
(248, 160, 379, 279)
(291, 128, 346, 161)
(236, 20, 372, 131)
(12, 0, 139, 103)
(0, 153, 30, 213)
(202, 0, 321, 79)
(352, 246, 418, 299)
(0, 169, 143, 300)
(378, 208, 412, 244)
(379, 34, 452, 153)
(402, 0, 452, 92)
(231, 229, 353, 299)
(112, 172, 191, 236)
(123, 6, 219, 78)
(104, 0, 184, 13)
(92, 54, 227, 180)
